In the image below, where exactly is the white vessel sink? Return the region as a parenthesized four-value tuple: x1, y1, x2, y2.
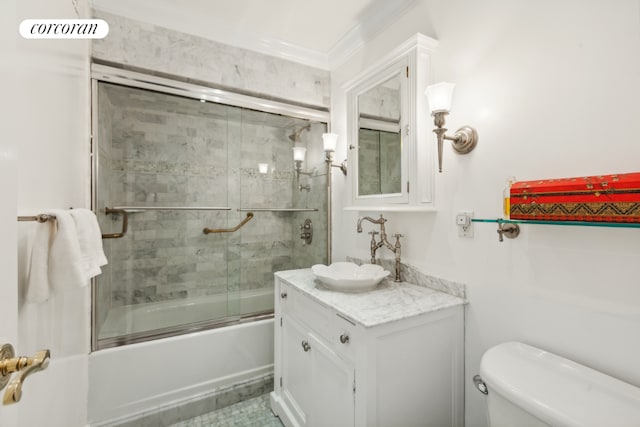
(311, 262, 390, 292)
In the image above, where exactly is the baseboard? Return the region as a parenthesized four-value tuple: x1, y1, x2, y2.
(93, 373, 274, 427)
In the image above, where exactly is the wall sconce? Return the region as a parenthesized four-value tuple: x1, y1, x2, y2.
(322, 133, 347, 176)
(292, 146, 313, 179)
(425, 82, 478, 173)
(258, 163, 269, 174)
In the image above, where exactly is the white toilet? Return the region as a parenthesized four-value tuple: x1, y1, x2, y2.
(476, 341, 640, 427)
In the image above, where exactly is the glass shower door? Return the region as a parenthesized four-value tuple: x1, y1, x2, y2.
(92, 79, 328, 350)
(94, 82, 241, 347)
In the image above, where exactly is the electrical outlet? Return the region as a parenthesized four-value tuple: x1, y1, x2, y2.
(456, 211, 474, 238)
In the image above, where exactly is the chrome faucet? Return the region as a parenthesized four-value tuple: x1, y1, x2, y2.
(356, 214, 403, 282)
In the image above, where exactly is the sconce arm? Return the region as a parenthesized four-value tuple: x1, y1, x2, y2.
(330, 161, 347, 176)
(325, 152, 347, 175)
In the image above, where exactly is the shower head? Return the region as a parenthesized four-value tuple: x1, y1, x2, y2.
(288, 124, 311, 142)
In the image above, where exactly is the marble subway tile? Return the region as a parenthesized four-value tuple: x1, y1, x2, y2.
(95, 65, 328, 325)
(92, 11, 330, 108)
(347, 256, 466, 299)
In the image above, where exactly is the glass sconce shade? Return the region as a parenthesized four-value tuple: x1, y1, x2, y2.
(425, 82, 456, 113)
(425, 81, 477, 173)
(292, 146, 307, 162)
(322, 133, 338, 153)
(258, 163, 269, 174)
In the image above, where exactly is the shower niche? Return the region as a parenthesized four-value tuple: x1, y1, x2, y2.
(91, 68, 329, 350)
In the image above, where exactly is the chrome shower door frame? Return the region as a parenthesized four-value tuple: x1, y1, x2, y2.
(90, 64, 330, 351)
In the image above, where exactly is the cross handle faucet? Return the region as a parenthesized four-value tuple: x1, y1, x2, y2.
(356, 215, 403, 282)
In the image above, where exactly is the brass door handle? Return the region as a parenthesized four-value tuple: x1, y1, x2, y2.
(0, 344, 51, 405)
(0, 344, 15, 390)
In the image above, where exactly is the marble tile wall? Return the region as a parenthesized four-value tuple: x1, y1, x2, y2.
(91, 10, 331, 109)
(96, 84, 115, 330)
(95, 83, 327, 334)
(291, 123, 328, 270)
(92, 10, 330, 338)
(347, 256, 466, 299)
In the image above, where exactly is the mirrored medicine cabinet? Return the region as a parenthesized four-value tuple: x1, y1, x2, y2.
(344, 33, 438, 211)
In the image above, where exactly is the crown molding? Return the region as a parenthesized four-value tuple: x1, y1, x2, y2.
(92, 4, 331, 70)
(341, 33, 439, 92)
(328, 0, 419, 69)
(91, 0, 419, 72)
(255, 38, 330, 70)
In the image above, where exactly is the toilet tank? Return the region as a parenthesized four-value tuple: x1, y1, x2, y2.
(479, 342, 640, 427)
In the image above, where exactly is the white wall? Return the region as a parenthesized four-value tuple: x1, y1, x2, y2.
(0, 2, 20, 425)
(331, 1, 640, 426)
(13, 0, 91, 425)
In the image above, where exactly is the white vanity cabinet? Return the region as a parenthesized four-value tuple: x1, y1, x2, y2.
(270, 270, 464, 427)
(279, 304, 355, 427)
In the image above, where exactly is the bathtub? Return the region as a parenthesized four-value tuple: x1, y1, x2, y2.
(88, 289, 275, 426)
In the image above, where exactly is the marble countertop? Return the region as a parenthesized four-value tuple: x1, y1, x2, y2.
(275, 268, 466, 328)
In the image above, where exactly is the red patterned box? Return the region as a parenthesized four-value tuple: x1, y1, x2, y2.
(509, 172, 640, 223)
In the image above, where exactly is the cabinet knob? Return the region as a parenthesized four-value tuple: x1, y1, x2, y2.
(339, 334, 350, 344)
(301, 340, 311, 352)
(280, 292, 287, 299)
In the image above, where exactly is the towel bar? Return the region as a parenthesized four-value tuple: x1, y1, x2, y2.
(102, 208, 129, 239)
(17, 214, 56, 223)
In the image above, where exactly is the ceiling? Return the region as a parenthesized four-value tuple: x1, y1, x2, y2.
(90, 0, 417, 69)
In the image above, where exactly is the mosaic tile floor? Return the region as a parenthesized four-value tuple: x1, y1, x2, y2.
(170, 393, 283, 427)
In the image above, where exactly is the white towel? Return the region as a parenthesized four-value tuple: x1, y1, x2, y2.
(25, 208, 109, 304)
(48, 209, 87, 293)
(25, 217, 55, 303)
(69, 208, 108, 279)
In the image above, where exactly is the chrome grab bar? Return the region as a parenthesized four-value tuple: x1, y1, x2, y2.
(203, 212, 254, 234)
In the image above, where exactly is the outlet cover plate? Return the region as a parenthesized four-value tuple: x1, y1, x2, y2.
(456, 211, 474, 238)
